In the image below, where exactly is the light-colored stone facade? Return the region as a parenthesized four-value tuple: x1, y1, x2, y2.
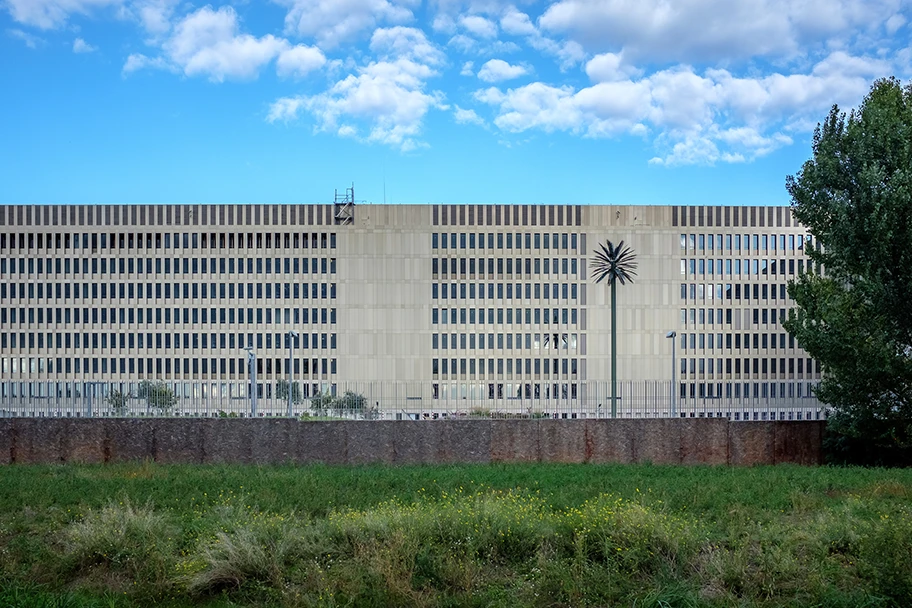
(0, 203, 821, 418)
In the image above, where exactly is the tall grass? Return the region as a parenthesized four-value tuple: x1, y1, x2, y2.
(1, 463, 911, 607)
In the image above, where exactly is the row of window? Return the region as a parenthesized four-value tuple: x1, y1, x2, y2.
(680, 332, 794, 351)
(432, 232, 581, 251)
(2, 256, 337, 276)
(432, 357, 580, 377)
(2, 331, 336, 352)
(681, 258, 811, 276)
(432, 382, 580, 400)
(682, 381, 814, 400)
(0, 231, 338, 251)
(682, 283, 790, 301)
(680, 357, 819, 376)
(0, 380, 335, 401)
(680, 233, 812, 252)
(2, 307, 337, 327)
(680, 308, 786, 326)
(432, 307, 580, 326)
(432, 333, 580, 350)
(433, 257, 583, 277)
(433, 283, 581, 301)
(2, 357, 337, 377)
(3, 281, 338, 302)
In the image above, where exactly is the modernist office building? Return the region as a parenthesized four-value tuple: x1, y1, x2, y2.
(0, 201, 822, 418)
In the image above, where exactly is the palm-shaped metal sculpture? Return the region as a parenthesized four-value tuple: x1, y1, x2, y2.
(591, 240, 638, 417)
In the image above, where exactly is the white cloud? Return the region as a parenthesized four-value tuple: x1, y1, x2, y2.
(4, 0, 122, 29)
(162, 6, 288, 82)
(500, 7, 536, 36)
(268, 27, 446, 151)
(460, 61, 474, 76)
(454, 105, 485, 125)
(459, 14, 498, 38)
(475, 51, 883, 165)
(527, 34, 586, 69)
(277, 44, 326, 78)
(72, 37, 96, 52)
(275, 0, 417, 48)
(477, 58, 528, 82)
(370, 25, 445, 65)
(585, 52, 640, 82)
(132, 0, 179, 37)
(122, 52, 177, 74)
(7, 28, 44, 48)
(539, 0, 906, 63)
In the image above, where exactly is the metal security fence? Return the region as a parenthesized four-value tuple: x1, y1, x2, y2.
(0, 379, 826, 421)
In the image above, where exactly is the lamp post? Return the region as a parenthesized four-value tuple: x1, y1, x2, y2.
(244, 346, 257, 417)
(666, 331, 677, 417)
(287, 331, 299, 417)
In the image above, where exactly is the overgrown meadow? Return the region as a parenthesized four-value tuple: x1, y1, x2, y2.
(1, 463, 910, 607)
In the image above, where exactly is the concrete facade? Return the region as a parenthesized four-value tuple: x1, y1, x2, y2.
(0, 203, 821, 419)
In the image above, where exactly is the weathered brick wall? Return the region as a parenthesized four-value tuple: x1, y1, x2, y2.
(0, 418, 824, 466)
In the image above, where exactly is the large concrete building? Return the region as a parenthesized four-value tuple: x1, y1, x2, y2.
(0, 201, 822, 419)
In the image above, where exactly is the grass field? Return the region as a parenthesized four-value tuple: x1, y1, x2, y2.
(1, 462, 911, 607)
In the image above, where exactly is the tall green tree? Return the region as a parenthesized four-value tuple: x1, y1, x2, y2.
(591, 240, 637, 417)
(784, 77, 912, 461)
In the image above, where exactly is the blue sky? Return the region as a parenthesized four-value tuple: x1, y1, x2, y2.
(1, 0, 910, 207)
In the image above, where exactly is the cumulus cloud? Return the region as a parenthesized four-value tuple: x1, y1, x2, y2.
(500, 7, 536, 36)
(454, 105, 485, 125)
(585, 52, 640, 82)
(124, 5, 328, 82)
(275, 0, 418, 48)
(459, 14, 498, 38)
(539, 0, 906, 62)
(268, 26, 446, 151)
(122, 52, 177, 74)
(132, 0, 179, 37)
(477, 58, 528, 82)
(276, 44, 326, 78)
(162, 6, 289, 81)
(4, 0, 122, 29)
(72, 37, 96, 52)
(460, 61, 475, 75)
(475, 51, 886, 164)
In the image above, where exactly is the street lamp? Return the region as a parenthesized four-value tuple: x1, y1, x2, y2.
(286, 331, 299, 417)
(666, 331, 677, 417)
(244, 346, 257, 416)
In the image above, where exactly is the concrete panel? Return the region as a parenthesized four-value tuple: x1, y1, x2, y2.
(679, 418, 729, 465)
(491, 419, 539, 462)
(63, 420, 106, 464)
(250, 419, 296, 464)
(294, 421, 348, 464)
(347, 421, 398, 464)
(0, 419, 825, 466)
(151, 419, 203, 464)
(539, 420, 586, 463)
(635, 419, 682, 464)
(202, 419, 254, 464)
(390, 422, 437, 464)
(729, 423, 775, 466)
(105, 419, 155, 462)
(585, 420, 636, 463)
(774, 422, 824, 465)
(438, 420, 491, 464)
(0, 419, 12, 465)
(12, 418, 67, 464)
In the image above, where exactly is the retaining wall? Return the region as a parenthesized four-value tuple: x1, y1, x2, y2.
(0, 418, 824, 466)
